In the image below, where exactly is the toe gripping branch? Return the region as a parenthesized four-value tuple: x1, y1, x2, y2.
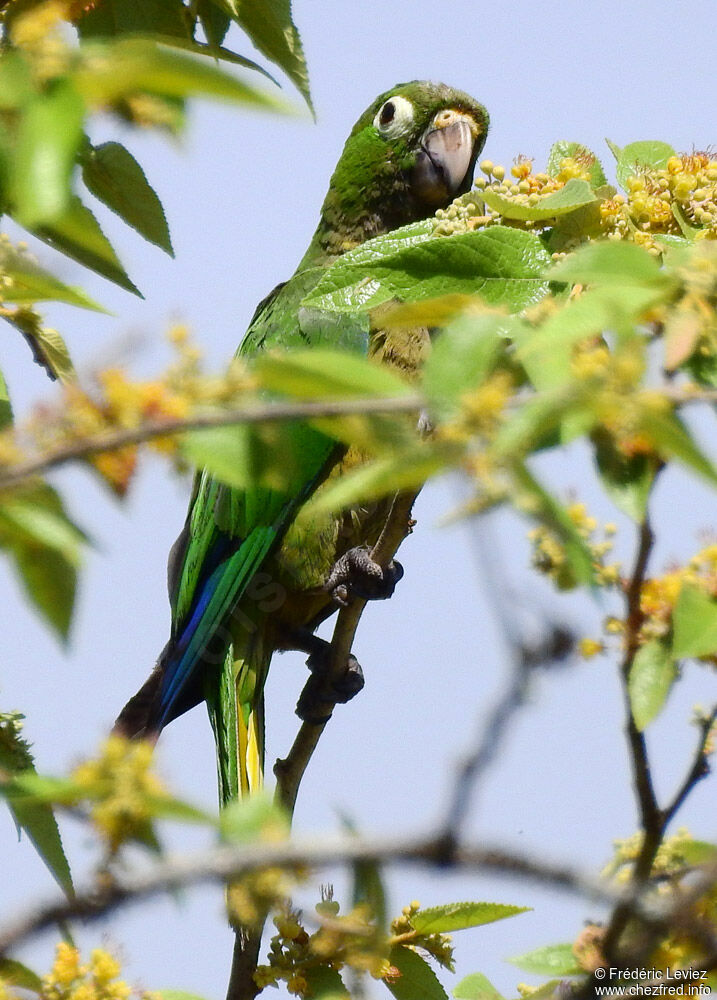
(324, 544, 404, 606)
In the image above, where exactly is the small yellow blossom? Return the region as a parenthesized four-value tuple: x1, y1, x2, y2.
(578, 638, 604, 659)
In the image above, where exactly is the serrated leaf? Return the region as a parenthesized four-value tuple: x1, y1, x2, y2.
(548, 239, 672, 288)
(412, 902, 529, 934)
(0, 958, 43, 992)
(516, 284, 662, 391)
(507, 943, 583, 976)
(75, 38, 288, 111)
(304, 225, 551, 316)
(628, 639, 677, 730)
(453, 972, 505, 1000)
(593, 430, 655, 521)
(218, 0, 312, 111)
(75, 0, 191, 38)
(386, 945, 449, 1000)
(254, 348, 412, 400)
(482, 178, 596, 222)
(546, 142, 608, 188)
(303, 966, 350, 999)
(197, 0, 231, 47)
(18, 326, 76, 383)
(605, 138, 622, 162)
(12, 81, 84, 227)
(0, 483, 85, 640)
(423, 313, 510, 419)
(299, 443, 452, 519)
(0, 733, 73, 895)
(35, 196, 140, 295)
(671, 584, 717, 659)
(616, 141, 676, 191)
(640, 408, 717, 486)
(0, 367, 12, 430)
(0, 240, 103, 310)
(82, 141, 173, 255)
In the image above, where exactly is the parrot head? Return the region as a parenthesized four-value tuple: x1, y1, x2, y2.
(316, 81, 489, 254)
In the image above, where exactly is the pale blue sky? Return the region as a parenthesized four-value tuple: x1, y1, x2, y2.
(2, 1, 717, 997)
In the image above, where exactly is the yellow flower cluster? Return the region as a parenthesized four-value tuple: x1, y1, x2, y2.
(39, 944, 132, 1000)
(433, 152, 595, 237)
(600, 829, 717, 974)
(253, 895, 454, 998)
(529, 502, 620, 591)
(0, 326, 254, 495)
(71, 736, 167, 854)
(638, 543, 717, 645)
(602, 153, 717, 253)
(9, 1, 70, 82)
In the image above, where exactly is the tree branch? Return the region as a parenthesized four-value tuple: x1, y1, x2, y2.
(0, 395, 422, 491)
(273, 490, 419, 816)
(0, 833, 621, 957)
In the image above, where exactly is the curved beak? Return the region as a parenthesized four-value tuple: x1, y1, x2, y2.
(412, 110, 481, 207)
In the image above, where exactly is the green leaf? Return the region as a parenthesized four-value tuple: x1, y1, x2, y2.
(0, 367, 12, 430)
(218, 0, 312, 111)
(197, 0, 231, 47)
(302, 966, 350, 999)
(0, 483, 85, 640)
(546, 142, 608, 188)
(0, 723, 73, 895)
(512, 463, 595, 588)
(672, 584, 717, 659)
(605, 138, 622, 162)
(548, 239, 673, 289)
(82, 141, 173, 255)
(9, 321, 77, 383)
(678, 839, 717, 865)
(412, 902, 529, 934)
(615, 141, 676, 192)
(34, 196, 140, 295)
(0, 240, 103, 310)
(423, 313, 509, 419)
(75, 38, 288, 111)
(640, 408, 717, 486)
(386, 945, 448, 1000)
(300, 443, 453, 519)
(254, 348, 413, 400)
(628, 640, 677, 730)
(482, 178, 596, 222)
(352, 856, 386, 929)
(304, 225, 551, 316)
(12, 81, 84, 227)
(157, 992, 212, 1000)
(219, 790, 289, 843)
(75, 0, 191, 38)
(453, 973, 505, 1000)
(593, 431, 655, 521)
(507, 943, 583, 976)
(0, 958, 43, 992)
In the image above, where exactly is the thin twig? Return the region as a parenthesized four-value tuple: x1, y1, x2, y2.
(0, 395, 423, 492)
(274, 491, 419, 816)
(663, 705, 717, 826)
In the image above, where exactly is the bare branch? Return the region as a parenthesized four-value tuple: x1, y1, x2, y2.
(0, 833, 618, 957)
(0, 395, 422, 491)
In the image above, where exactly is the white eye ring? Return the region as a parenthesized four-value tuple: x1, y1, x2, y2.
(373, 95, 415, 138)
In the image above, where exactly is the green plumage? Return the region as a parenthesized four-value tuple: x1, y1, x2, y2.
(116, 81, 489, 805)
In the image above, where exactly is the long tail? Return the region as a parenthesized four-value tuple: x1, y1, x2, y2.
(204, 622, 272, 804)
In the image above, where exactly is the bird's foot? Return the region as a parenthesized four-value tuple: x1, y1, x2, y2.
(296, 638, 365, 723)
(324, 545, 404, 606)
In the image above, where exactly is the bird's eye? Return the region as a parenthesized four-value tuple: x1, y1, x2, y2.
(379, 101, 395, 126)
(373, 95, 415, 138)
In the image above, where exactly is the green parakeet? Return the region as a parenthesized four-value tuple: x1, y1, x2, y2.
(116, 81, 489, 802)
